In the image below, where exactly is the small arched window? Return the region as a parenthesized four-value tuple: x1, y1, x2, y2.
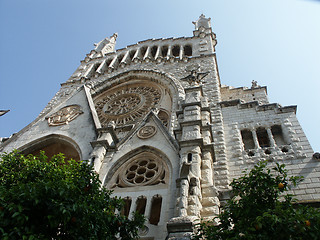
(121, 197, 132, 217)
(256, 127, 270, 148)
(117, 54, 125, 64)
(161, 46, 168, 57)
(271, 125, 286, 146)
(105, 58, 113, 68)
(90, 62, 101, 76)
(140, 46, 148, 59)
(129, 49, 136, 61)
(241, 129, 255, 150)
(172, 45, 180, 57)
(151, 46, 158, 58)
(136, 196, 147, 215)
(184, 44, 192, 57)
(149, 195, 162, 225)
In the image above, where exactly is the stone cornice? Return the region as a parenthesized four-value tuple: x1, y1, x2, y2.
(219, 99, 297, 114)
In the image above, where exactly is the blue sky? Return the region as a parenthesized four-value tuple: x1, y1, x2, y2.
(0, 0, 320, 152)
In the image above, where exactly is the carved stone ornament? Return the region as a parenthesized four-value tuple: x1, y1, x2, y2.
(181, 68, 209, 85)
(251, 80, 260, 89)
(137, 125, 157, 139)
(46, 105, 83, 126)
(94, 82, 162, 127)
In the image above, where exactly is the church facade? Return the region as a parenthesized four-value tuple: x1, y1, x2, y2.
(1, 15, 319, 239)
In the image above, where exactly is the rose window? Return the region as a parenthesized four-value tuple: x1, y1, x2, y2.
(111, 152, 167, 188)
(103, 93, 141, 116)
(94, 82, 162, 127)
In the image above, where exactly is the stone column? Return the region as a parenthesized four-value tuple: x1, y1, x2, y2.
(166, 45, 172, 60)
(90, 124, 118, 173)
(144, 196, 152, 222)
(251, 129, 260, 149)
(128, 197, 137, 219)
(178, 178, 189, 217)
(179, 44, 184, 60)
(266, 127, 276, 147)
(155, 46, 161, 60)
(201, 151, 213, 186)
(89, 144, 106, 173)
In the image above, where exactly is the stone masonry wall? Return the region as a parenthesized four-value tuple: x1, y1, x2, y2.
(220, 85, 269, 104)
(221, 103, 319, 202)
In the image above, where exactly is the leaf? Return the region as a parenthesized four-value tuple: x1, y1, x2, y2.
(12, 212, 20, 218)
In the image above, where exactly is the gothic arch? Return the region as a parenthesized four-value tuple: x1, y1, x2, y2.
(90, 70, 184, 131)
(18, 134, 82, 161)
(91, 69, 185, 101)
(103, 146, 172, 188)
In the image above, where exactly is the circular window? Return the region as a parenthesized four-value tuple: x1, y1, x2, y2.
(112, 152, 168, 188)
(103, 93, 142, 116)
(94, 82, 162, 127)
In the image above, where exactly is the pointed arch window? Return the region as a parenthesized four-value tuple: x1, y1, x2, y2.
(109, 151, 168, 189)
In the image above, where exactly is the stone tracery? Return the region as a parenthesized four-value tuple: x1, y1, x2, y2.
(94, 82, 162, 127)
(110, 151, 168, 188)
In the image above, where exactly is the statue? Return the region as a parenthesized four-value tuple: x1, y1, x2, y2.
(181, 69, 209, 85)
(94, 33, 118, 56)
(251, 80, 260, 88)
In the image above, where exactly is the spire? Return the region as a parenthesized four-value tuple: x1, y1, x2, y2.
(94, 33, 118, 56)
(192, 14, 211, 30)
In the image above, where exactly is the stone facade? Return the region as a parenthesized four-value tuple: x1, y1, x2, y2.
(1, 15, 319, 239)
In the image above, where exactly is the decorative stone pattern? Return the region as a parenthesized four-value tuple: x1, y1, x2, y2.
(110, 152, 167, 188)
(137, 125, 157, 139)
(94, 82, 161, 127)
(46, 105, 83, 126)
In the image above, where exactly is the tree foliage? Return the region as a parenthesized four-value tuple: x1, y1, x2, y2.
(194, 161, 320, 240)
(0, 151, 144, 240)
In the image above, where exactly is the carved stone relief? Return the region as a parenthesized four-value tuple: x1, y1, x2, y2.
(181, 68, 209, 85)
(46, 105, 83, 126)
(137, 125, 157, 139)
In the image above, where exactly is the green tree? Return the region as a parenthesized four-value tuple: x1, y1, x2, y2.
(194, 161, 320, 240)
(0, 151, 144, 240)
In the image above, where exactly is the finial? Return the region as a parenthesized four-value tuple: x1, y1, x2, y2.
(192, 14, 211, 30)
(111, 33, 118, 42)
